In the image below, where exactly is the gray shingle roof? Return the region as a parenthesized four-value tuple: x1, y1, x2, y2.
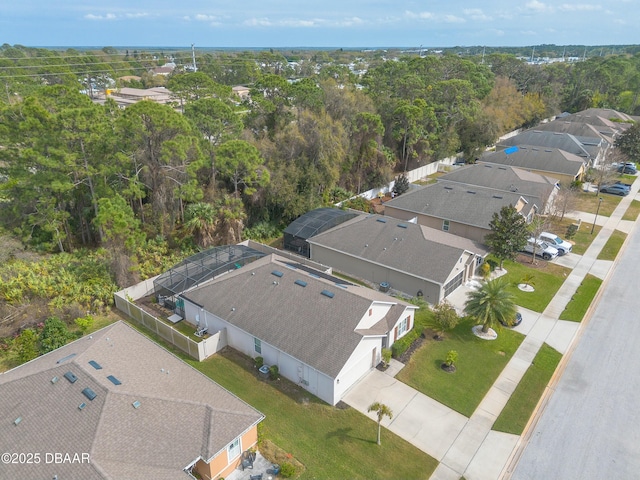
(498, 130, 594, 159)
(480, 146, 585, 177)
(307, 214, 488, 285)
(384, 182, 539, 230)
(532, 120, 615, 144)
(439, 163, 557, 200)
(0, 321, 263, 480)
(182, 255, 410, 378)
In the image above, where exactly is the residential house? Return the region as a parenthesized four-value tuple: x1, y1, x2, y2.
(0, 321, 263, 480)
(232, 86, 251, 101)
(478, 146, 587, 185)
(307, 213, 489, 304)
(532, 119, 616, 146)
(497, 129, 606, 167)
(180, 254, 417, 406)
(105, 87, 173, 107)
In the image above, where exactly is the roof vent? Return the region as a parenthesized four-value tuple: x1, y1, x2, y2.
(294, 280, 307, 288)
(82, 388, 97, 401)
(64, 371, 78, 384)
(271, 270, 284, 278)
(498, 167, 507, 170)
(88, 360, 102, 370)
(376, 218, 387, 223)
(444, 186, 453, 190)
(321, 290, 335, 299)
(14, 417, 22, 426)
(51, 376, 59, 384)
(78, 403, 87, 411)
(107, 375, 122, 385)
(467, 191, 476, 194)
(397, 223, 408, 228)
(493, 195, 503, 199)
(132, 400, 141, 409)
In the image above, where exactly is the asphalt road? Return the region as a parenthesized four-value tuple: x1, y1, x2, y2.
(512, 223, 640, 479)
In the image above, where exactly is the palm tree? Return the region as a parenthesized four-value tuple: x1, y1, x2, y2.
(367, 402, 393, 446)
(464, 277, 517, 334)
(184, 202, 217, 248)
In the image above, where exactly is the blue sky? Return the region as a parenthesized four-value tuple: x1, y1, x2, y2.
(2, 1, 637, 48)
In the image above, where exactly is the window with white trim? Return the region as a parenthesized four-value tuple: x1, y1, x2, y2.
(228, 437, 241, 462)
(254, 337, 261, 354)
(398, 317, 409, 336)
(443, 219, 450, 232)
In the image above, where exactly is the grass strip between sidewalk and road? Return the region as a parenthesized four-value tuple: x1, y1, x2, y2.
(597, 230, 627, 261)
(492, 343, 562, 435)
(396, 316, 524, 417)
(559, 274, 603, 322)
(622, 200, 640, 221)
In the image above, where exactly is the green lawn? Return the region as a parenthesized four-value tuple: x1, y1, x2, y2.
(622, 200, 640, 221)
(492, 343, 562, 435)
(496, 259, 570, 313)
(597, 229, 627, 261)
(577, 191, 622, 217)
(559, 274, 603, 322)
(122, 319, 437, 479)
(189, 349, 437, 480)
(546, 217, 600, 256)
(396, 316, 524, 417)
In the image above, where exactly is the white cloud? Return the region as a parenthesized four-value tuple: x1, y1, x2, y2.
(84, 13, 117, 21)
(557, 3, 602, 12)
(443, 15, 465, 24)
(195, 14, 219, 22)
(405, 10, 435, 20)
(125, 13, 148, 19)
(526, 1, 552, 13)
(464, 9, 491, 21)
(243, 17, 274, 27)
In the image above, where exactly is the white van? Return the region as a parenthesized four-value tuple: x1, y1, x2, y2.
(539, 232, 572, 256)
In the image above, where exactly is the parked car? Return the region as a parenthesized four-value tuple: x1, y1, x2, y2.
(614, 180, 632, 191)
(600, 184, 630, 196)
(499, 312, 523, 328)
(617, 162, 637, 174)
(522, 238, 559, 260)
(538, 232, 572, 255)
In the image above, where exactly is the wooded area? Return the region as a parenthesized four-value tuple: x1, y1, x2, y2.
(1, 44, 640, 347)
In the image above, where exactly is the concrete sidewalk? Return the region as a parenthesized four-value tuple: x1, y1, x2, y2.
(342, 178, 640, 480)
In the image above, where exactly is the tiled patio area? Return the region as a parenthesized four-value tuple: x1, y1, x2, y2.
(226, 452, 280, 480)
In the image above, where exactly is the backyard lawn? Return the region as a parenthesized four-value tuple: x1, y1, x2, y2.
(559, 274, 603, 322)
(188, 349, 437, 480)
(492, 343, 562, 435)
(597, 230, 628, 261)
(494, 258, 569, 313)
(396, 316, 524, 417)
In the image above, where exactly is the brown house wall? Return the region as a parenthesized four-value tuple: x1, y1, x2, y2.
(194, 426, 259, 480)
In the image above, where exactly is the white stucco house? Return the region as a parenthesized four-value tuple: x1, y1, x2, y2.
(180, 253, 417, 406)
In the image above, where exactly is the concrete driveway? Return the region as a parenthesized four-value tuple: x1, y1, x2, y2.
(342, 367, 467, 461)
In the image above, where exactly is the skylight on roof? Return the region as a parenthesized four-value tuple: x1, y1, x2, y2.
(88, 360, 102, 370)
(78, 403, 87, 411)
(82, 388, 97, 401)
(271, 270, 284, 278)
(64, 371, 78, 384)
(397, 223, 408, 228)
(294, 279, 307, 288)
(132, 400, 141, 409)
(57, 353, 76, 364)
(107, 375, 121, 385)
(376, 218, 387, 223)
(321, 290, 335, 298)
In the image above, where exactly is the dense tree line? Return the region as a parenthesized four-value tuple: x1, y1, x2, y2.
(1, 45, 640, 291)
